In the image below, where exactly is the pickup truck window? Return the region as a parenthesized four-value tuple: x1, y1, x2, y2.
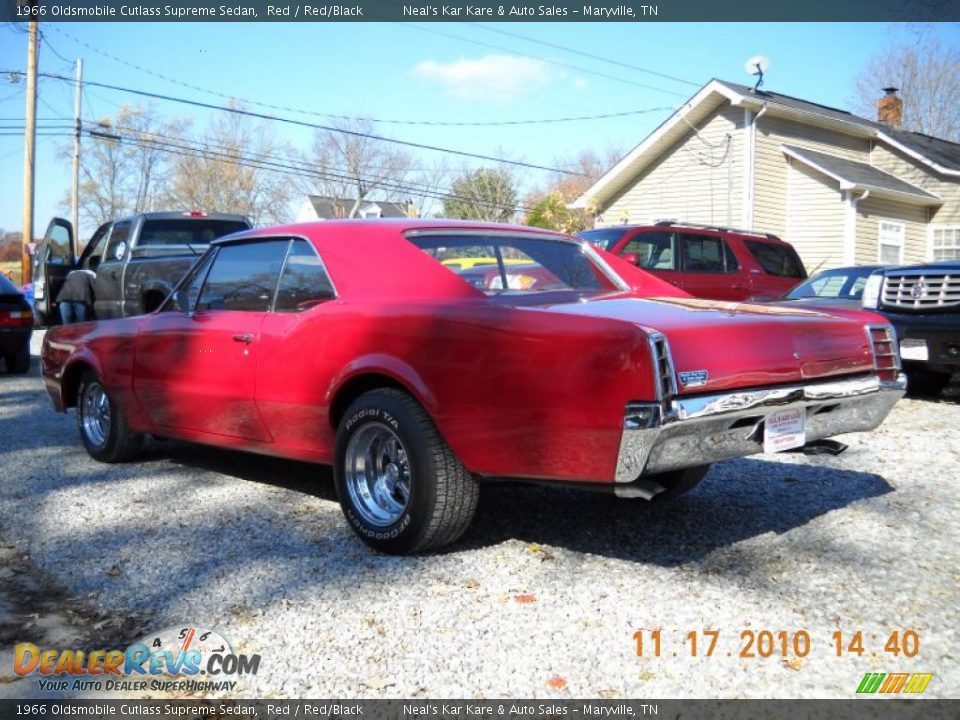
(197, 240, 288, 312)
(106, 222, 132, 262)
(47, 224, 72, 265)
(138, 219, 249, 246)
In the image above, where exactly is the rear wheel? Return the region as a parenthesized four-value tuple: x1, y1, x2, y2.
(905, 367, 952, 397)
(334, 388, 479, 555)
(649, 464, 711, 500)
(4, 343, 30, 375)
(76, 370, 143, 462)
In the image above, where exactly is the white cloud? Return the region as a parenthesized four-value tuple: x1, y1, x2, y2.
(413, 54, 553, 103)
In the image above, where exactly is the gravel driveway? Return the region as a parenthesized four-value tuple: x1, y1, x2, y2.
(1, 333, 957, 699)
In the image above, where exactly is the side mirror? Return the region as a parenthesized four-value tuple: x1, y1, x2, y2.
(620, 252, 641, 266)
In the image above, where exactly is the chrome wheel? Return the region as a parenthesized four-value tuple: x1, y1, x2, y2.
(344, 422, 412, 527)
(81, 381, 111, 449)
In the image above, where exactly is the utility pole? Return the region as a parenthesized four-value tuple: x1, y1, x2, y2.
(21, 17, 38, 285)
(71, 57, 83, 255)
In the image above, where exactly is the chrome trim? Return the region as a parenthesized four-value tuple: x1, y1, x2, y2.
(865, 323, 902, 376)
(614, 373, 906, 484)
(644, 331, 679, 400)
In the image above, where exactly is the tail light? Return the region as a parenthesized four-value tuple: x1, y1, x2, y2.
(0, 308, 33, 328)
(866, 325, 901, 382)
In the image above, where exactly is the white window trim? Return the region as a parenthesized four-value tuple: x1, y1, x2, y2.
(877, 219, 905, 264)
(929, 224, 960, 262)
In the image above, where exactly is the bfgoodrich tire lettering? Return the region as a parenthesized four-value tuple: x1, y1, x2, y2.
(334, 388, 479, 555)
(76, 370, 143, 463)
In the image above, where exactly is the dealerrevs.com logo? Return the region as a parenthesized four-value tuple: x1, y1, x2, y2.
(14, 625, 260, 693)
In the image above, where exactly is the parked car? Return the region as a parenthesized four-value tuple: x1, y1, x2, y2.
(579, 221, 807, 301)
(0, 273, 33, 374)
(781, 265, 886, 306)
(861, 260, 960, 396)
(41, 220, 905, 554)
(32, 211, 251, 326)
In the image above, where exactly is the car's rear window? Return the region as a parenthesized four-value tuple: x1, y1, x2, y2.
(408, 233, 619, 295)
(745, 240, 806, 278)
(579, 227, 631, 251)
(138, 219, 249, 246)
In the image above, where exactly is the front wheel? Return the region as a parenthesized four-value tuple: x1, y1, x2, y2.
(76, 370, 143, 462)
(334, 389, 479, 555)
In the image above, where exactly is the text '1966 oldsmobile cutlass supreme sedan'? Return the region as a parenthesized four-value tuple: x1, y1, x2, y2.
(41, 220, 906, 554)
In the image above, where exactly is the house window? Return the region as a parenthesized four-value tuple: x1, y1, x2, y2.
(878, 221, 905, 264)
(932, 226, 960, 261)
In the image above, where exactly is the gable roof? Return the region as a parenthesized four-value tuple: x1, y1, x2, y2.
(573, 78, 960, 209)
(781, 144, 941, 205)
(307, 195, 412, 219)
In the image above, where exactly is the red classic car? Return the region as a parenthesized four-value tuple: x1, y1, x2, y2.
(41, 220, 906, 554)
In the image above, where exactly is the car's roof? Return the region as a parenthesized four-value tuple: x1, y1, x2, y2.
(115, 211, 251, 223)
(808, 264, 886, 275)
(581, 223, 789, 244)
(213, 220, 581, 303)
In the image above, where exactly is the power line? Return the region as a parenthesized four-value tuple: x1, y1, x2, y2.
(47, 25, 669, 128)
(402, 23, 690, 99)
(27, 69, 585, 176)
(91, 128, 534, 214)
(473, 25, 702, 88)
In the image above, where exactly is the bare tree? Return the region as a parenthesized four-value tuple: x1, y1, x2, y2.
(303, 118, 413, 217)
(165, 106, 292, 225)
(64, 104, 185, 231)
(854, 25, 960, 141)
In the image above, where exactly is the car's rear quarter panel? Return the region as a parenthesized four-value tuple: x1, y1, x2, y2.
(255, 300, 657, 483)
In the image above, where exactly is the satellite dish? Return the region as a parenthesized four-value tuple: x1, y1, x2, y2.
(744, 55, 770, 91)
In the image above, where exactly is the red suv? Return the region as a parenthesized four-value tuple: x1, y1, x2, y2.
(580, 222, 807, 301)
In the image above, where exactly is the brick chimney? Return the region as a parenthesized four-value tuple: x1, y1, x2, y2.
(877, 87, 903, 128)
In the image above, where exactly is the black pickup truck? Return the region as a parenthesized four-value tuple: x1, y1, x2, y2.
(862, 260, 960, 395)
(32, 211, 251, 326)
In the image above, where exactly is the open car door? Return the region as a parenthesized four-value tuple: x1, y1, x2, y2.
(32, 218, 76, 326)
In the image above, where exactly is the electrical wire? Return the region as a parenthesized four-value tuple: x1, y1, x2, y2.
(47, 26, 674, 128)
(26, 70, 586, 176)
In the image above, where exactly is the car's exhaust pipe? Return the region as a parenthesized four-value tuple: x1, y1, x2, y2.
(792, 439, 849, 456)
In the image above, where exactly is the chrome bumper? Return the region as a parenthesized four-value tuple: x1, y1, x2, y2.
(614, 373, 907, 483)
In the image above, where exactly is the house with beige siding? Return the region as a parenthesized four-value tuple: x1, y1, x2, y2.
(572, 79, 960, 272)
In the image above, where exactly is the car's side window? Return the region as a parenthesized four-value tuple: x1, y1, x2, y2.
(196, 240, 289, 312)
(273, 239, 336, 312)
(623, 232, 676, 270)
(81, 224, 112, 271)
(160, 249, 218, 314)
(679, 233, 733, 274)
(105, 222, 132, 262)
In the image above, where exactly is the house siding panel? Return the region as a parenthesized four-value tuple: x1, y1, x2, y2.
(870, 143, 960, 224)
(754, 115, 871, 239)
(855, 196, 928, 265)
(597, 106, 744, 228)
(785, 161, 845, 271)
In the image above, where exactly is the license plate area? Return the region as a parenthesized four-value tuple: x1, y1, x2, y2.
(763, 408, 807, 453)
(900, 338, 929, 361)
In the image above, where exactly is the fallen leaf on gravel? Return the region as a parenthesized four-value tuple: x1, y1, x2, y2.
(782, 658, 804, 671)
(464, 578, 480, 589)
(106, 565, 122, 577)
(638, 670, 655, 681)
(599, 689, 622, 699)
(546, 676, 567, 689)
(514, 594, 537, 604)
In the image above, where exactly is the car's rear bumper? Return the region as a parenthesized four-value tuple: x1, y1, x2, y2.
(615, 373, 907, 483)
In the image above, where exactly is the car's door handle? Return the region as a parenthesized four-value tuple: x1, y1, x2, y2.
(233, 333, 255, 344)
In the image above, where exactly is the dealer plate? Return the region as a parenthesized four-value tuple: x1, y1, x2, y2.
(900, 339, 929, 361)
(764, 408, 806, 454)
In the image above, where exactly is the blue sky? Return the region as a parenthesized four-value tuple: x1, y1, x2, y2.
(1, 21, 956, 239)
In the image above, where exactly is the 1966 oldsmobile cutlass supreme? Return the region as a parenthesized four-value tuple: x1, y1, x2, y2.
(41, 220, 906, 554)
